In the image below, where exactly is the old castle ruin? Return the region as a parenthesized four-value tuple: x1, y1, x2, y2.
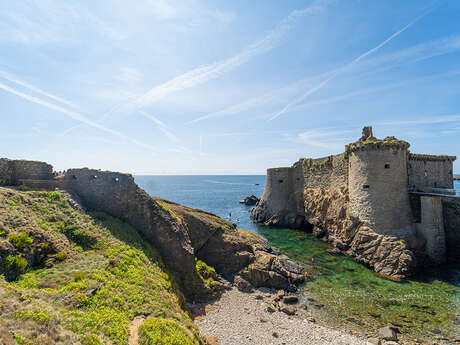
(252, 127, 460, 278)
(0, 158, 306, 297)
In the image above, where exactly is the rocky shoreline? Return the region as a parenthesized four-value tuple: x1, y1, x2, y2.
(194, 287, 368, 345)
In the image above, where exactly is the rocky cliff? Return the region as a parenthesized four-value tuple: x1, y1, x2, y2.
(301, 187, 415, 278)
(58, 169, 305, 300)
(0, 175, 306, 344)
(252, 187, 418, 279)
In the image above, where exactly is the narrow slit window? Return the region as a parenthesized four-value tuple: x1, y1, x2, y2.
(278, 179, 284, 183)
(384, 163, 390, 169)
(363, 185, 370, 189)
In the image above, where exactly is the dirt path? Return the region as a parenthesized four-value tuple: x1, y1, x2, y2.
(128, 317, 145, 345)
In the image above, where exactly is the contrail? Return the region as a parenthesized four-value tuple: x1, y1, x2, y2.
(123, 1, 327, 112)
(0, 71, 79, 109)
(269, 7, 434, 121)
(0, 82, 158, 153)
(140, 111, 180, 143)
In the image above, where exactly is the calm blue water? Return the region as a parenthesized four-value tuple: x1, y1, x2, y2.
(456, 180, 460, 195)
(135, 175, 266, 232)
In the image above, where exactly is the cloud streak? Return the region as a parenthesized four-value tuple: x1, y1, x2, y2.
(269, 7, 433, 121)
(140, 111, 180, 143)
(123, 1, 327, 111)
(0, 81, 158, 154)
(0, 71, 79, 109)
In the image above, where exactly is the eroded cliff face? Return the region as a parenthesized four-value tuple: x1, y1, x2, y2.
(59, 169, 305, 301)
(252, 186, 417, 279)
(302, 187, 416, 278)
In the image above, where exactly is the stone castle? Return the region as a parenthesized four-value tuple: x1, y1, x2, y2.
(252, 127, 460, 278)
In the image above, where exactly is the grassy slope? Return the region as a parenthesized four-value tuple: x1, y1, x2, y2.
(0, 187, 202, 345)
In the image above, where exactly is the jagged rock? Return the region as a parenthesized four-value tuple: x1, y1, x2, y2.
(279, 303, 296, 315)
(266, 305, 276, 313)
(239, 195, 259, 206)
(379, 326, 398, 341)
(234, 275, 253, 293)
(304, 188, 415, 279)
(327, 247, 342, 255)
(282, 295, 298, 304)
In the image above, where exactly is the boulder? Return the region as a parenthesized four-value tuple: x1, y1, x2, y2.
(366, 338, 381, 345)
(379, 326, 398, 341)
(279, 303, 296, 315)
(282, 295, 299, 304)
(239, 195, 259, 206)
(234, 275, 253, 293)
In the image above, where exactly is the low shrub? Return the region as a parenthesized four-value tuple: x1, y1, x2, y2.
(138, 318, 195, 345)
(4, 254, 28, 274)
(56, 251, 68, 261)
(8, 232, 33, 250)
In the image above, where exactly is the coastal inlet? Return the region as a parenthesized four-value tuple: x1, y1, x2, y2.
(137, 175, 460, 344)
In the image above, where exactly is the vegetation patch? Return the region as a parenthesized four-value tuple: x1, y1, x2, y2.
(138, 318, 195, 345)
(8, 232, 33, 250)
(0, 188, 202, 345)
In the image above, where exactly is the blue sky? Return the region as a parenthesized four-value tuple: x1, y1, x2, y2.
(1, 0, 459, 174)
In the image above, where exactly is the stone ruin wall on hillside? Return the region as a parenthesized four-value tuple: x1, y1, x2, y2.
(0, 158, 53, 186)
(57, 169, 203, 296)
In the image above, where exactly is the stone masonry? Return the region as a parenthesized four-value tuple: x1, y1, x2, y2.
(251, 127, 458, 278)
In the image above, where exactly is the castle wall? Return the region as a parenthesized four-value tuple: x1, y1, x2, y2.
(417, 196, 446, 264)
(348, 146, 414, 236)
(408, 154, 455, 189)
(60, 168, 202, 294)
(0, 158, 53, 186)
(0, 159, 12, 185)
(253, 164, 305, 226)
(302, 153, 348, 189)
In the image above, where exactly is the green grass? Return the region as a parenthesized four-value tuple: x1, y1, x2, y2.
(138, 318, 195, 345)
(0, 188, 202, 345)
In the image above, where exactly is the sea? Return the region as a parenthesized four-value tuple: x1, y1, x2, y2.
(136, 175, 460, 343)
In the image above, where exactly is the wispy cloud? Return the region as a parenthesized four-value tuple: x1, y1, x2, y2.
(190, 34, 460, 124)
(124, 1, 328, 111)
(0, 81, 158, 154)
(140, 111, 180, 143)
(187, 70, 337, 124)
(269, 7, 433, 121)
(0, 2, 123, 44)
(0, 70, 79, 109)
(288, 129, 354, 150)
(377, 113, 460, 126)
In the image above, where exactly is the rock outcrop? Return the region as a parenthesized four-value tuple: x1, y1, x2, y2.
(239, 195, 259, 206)
(302, 187, 416, 278)
(55, 169, 304, 301)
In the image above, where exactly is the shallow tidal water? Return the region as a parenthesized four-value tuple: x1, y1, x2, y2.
(137, 176, 460, 343)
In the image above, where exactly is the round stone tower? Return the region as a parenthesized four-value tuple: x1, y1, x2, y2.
(347, 130, 414, 236)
